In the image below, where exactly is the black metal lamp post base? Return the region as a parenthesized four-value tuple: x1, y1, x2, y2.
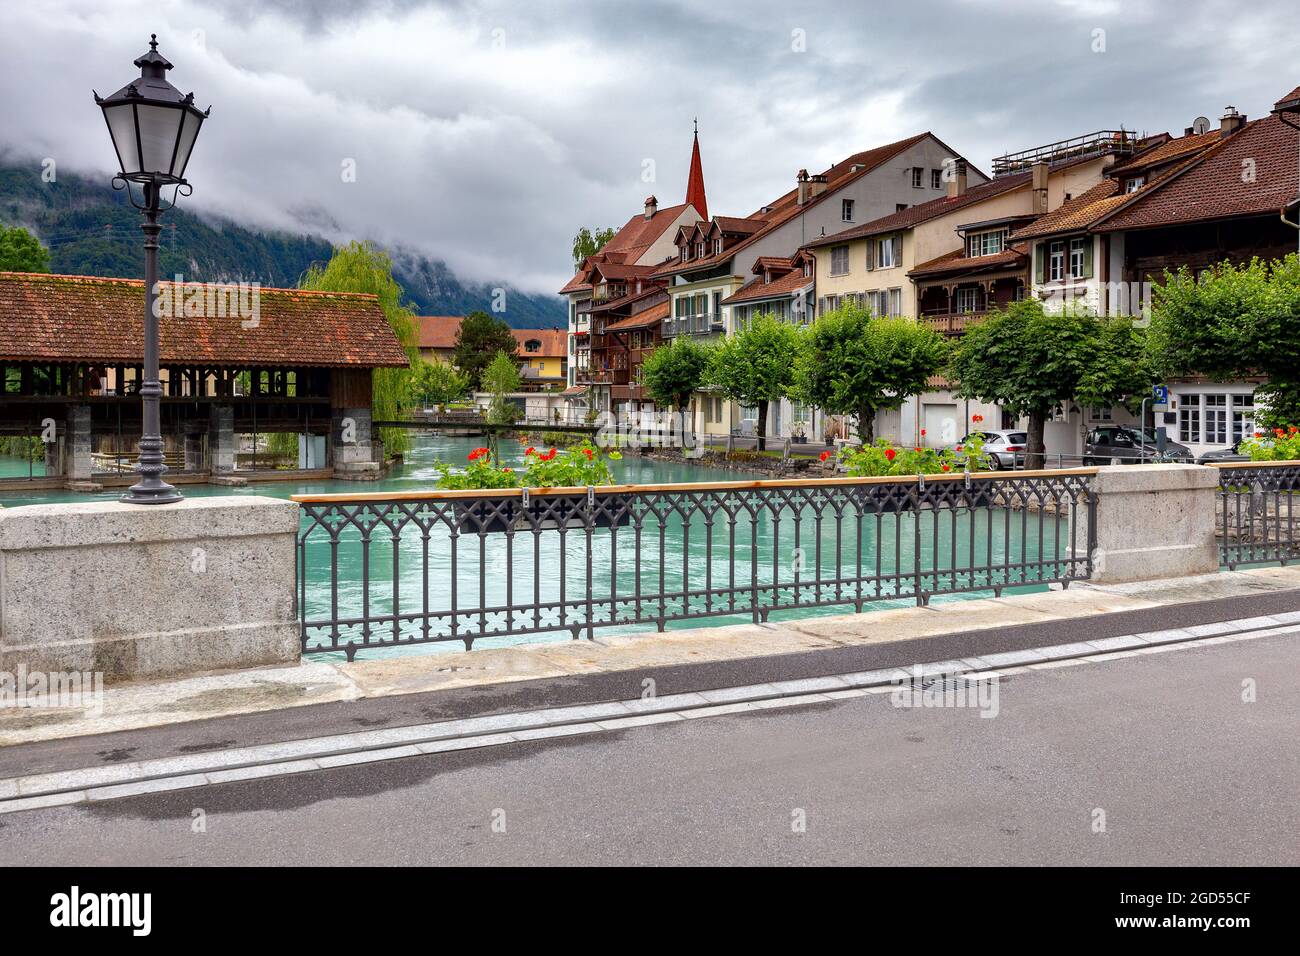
(121, 478, 183, 505)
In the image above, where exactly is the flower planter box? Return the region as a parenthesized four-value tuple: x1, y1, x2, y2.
(451, 494, 632, 534)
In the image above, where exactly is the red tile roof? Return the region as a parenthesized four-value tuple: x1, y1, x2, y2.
(605, 300, 670, 331)
(0, 272, 409, 367)
(806, 173, 1031, 248)
(1273, 86, 1300, 112)
(417, 315, 566, 357)
(558, 202, 695, 294)
(512, 328, 567, 357)
(909, 243, 1030, 279)
(721, 268, 812, 305)
(1108, 130, 1222, 175)
(415, 315, 463, 350)
(1095, 114, 1299, 232)
(655, 132, 958, 279)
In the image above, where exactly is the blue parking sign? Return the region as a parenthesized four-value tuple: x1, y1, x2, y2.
(1152, 384, 1169, 404)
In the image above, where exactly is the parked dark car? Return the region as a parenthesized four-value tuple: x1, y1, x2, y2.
(1197, 439, 1251, 463)
(1083, 426, 1193, 464)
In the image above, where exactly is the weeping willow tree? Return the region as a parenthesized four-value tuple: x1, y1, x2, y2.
(299, 241, 419, 454)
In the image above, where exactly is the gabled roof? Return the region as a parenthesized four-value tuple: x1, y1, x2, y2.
(908, 243, 1030, 279)
(655, 132, 969, 279)
(418, 316, 566, 358)
(805, 172, 1032, 248)
(416, 315, 464, 350)
(720, 268, 812, 305)
(511, 328, 567, 357)
(1273, 86, 1300, 113)
(1108, 129, 1222, 176)
(1095, 113, 1299, 233)
(0, 272, 409, 367)
(557, 201, 693, 293)
(1010, 124, 1234, 241)
(606, 300, 670, 331)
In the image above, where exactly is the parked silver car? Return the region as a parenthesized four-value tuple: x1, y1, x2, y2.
(955, 429, 1028, 470)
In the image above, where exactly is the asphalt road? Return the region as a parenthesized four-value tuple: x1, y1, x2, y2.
(1, 631, 1295, 866)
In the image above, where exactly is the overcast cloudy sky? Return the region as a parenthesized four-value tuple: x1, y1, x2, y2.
(2, 0, 1296, 294)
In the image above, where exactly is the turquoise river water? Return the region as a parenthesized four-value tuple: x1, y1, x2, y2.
(0, 435, 1066, 660)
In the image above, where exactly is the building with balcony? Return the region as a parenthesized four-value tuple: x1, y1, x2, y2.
(1008, 94, 1300, 460)
(653, 132, 984, 437)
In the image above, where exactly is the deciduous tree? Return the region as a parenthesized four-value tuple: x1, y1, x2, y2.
(948, 299, 1151, 468)
(707, 314, 802, 450)
(299, 241, 418, 454)
(571, 226, 617, 268)
(1148, 254, 1300, 426)
(0, 226, 50, 273)
(453, 311, 518, 390)
(794, 306, 947, 444)
(641, 337, 715, 418)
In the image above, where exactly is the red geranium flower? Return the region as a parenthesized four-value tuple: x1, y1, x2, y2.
(524, 446, 536, 456)
(467, 446, 489, 461)
(583, 448, 594, 459)
(920, 429, 927, 436)
(971, 413, 984, 423)
(541, 447, 558, 461)
(884, 448, 896, 461)
(942, 464, 951, 472)
(819, 450, 832, 461)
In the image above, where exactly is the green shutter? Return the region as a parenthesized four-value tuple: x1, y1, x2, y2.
(1034, 244, 1046, 284)
(1082, 238, 1094, 279)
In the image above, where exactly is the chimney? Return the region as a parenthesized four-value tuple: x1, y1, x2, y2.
(808, 173, 829, 200)
(644, 195, 658, 219)
(796, 169, 810, 205)
(946, 159, 968, 199)
(1031, 161, 1049, 214)
(1220, 106, 1246, 135)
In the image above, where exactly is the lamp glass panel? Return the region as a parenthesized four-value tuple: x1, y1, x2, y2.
(134, 103, 184, 177)
(102, 102, 141, 174)
(173, 109, 202, 179)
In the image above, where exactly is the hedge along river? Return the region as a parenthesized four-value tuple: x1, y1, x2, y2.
(0, 434, 1069, 660)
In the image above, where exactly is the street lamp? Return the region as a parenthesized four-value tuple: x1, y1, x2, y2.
(94, 35, 209, 504)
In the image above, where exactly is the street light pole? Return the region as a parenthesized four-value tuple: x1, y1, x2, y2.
(95, 35, 208, 504)
(130, 176, 180, 503)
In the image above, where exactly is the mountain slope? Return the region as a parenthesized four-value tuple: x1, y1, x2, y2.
(0, 162, 566, 328)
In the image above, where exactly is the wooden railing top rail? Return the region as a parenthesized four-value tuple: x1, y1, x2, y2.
(1211, 459, 1300, 470)
(291, 466, 1100, 504)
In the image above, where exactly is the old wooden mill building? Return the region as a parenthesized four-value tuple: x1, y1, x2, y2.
(0, 271, 409, 489)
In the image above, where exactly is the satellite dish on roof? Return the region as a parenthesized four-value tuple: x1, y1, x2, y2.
(1192, 116, 1211, 134)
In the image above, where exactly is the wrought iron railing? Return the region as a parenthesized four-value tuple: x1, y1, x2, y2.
(292, 470, 1097, 659)
(1215, 461, 1300, 568)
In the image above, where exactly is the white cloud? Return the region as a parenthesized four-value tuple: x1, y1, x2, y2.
(1, 0, 1296, 294)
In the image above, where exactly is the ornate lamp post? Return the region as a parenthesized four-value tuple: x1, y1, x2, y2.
(94, 35, 209, 504)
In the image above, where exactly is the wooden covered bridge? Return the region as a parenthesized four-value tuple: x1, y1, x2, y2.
(0, 271, 408, 489)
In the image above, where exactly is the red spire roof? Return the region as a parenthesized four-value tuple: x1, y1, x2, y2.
(685, 123, 708, 221)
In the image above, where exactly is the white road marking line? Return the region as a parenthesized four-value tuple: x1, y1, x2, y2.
(1, 615, 1296, 813)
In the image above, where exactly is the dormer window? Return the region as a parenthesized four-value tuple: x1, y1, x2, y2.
(966, 229, 1008, 258)
(525, 339, 541, 353)
(697, 242, 705, 258)
(713, 239, 722, 255)
(1125, 175, 1145, 193)
(803, 261, 812, 278)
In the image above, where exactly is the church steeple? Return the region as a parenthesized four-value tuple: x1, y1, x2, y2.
(685, 119, 708, 221)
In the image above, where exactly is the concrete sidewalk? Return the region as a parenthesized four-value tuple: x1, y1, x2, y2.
(3, 564, 1298, 751)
